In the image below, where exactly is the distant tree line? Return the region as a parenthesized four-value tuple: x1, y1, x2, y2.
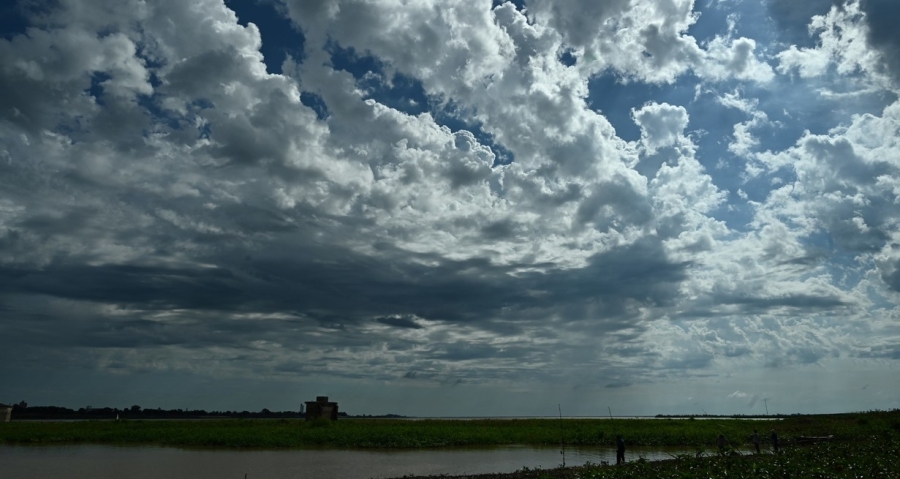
(4, 402, 417, 420)
(7, 402, 353, 420)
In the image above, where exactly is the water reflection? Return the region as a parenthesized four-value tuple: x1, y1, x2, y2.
(1, 444, 729, 479)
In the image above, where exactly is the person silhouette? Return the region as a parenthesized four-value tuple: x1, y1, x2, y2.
(770, 429, 779, 453)
(616, 435, 625, 464)
(752, 429, 760, 453)
(717, 433, 727, 454)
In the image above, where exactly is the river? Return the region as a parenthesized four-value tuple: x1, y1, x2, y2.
(1, 443, 719, 479)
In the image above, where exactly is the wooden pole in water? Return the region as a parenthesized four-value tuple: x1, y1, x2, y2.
(558, 404, 565, 467)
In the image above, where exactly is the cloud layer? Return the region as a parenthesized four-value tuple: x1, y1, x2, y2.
(0, 0, 898, 415)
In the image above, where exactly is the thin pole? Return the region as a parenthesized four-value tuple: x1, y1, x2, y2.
(558, 404, 565, 467)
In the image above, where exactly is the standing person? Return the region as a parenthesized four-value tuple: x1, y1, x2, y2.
(752, 429, 760, 453)
(717, 433, 727, 454)
(616, 435, 625, 465)
(770, 429, 779, 453)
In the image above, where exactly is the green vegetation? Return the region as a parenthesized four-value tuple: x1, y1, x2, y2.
(0, 410, 898, 450)
(392, 411, 900, 479)
(2, 411, 899, 478)
(470, 439, 900, 479)
(599, 439, 900, 479)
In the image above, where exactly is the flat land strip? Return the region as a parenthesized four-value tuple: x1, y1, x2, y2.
(2, 411, 898, 478)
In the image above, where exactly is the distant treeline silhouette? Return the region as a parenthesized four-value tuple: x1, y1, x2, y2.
(7, 403, 412, 420)
(8, 404, 347, 420)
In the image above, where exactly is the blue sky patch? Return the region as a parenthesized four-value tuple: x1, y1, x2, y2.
(558, 47, 577, 67)
(328, 40, 514, 165)
(224, 0, 305, 74)
(0, 2, 30, 40)
(300, 91, 330, 120)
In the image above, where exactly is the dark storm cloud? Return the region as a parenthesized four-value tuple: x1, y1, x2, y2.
(213, 202, 299, 233)
(344, 236, 683, 332)
(0, 263, 246, 311)
(0, 55, 106, 137)
(539, 237, 686, 314)
(0, 232, 688, 355)
(716, 293, 848, 313)
(303, 235, 678, 327)
(16, 208, 97, 237)
(479, 218, 522, 240)
(165, 48, 248, 99)
(860, 0, 900, 84)
(880, 257, 900, 293)
(3, 315, 201, 350)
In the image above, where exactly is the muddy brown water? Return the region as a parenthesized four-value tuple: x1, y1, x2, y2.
(0, 443, 758, 479)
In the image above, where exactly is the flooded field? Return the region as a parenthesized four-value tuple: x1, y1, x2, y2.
(0, 443, 710, 479)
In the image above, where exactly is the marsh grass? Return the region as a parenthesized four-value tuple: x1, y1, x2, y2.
(538, 439, 900, 479)
(1, 410, 898, 450)
(389, 412, 900, 478)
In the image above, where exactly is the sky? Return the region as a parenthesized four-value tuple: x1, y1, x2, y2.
(1, 0, 899, 417)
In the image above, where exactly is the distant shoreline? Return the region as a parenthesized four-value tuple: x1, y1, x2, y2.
(4, 405, 408, 421)
(2, 410, 896, 449)
(6, 404, 832, 422)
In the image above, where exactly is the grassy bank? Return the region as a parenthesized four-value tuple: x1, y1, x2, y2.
(394, 439, 900, 479)
(1, 410, 898, 449)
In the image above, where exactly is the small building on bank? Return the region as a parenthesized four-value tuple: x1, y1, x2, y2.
(304, 396, 338, 421)
(0, 404, 12, 423)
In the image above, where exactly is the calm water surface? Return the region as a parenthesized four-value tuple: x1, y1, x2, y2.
(1, 444, 715, 479)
